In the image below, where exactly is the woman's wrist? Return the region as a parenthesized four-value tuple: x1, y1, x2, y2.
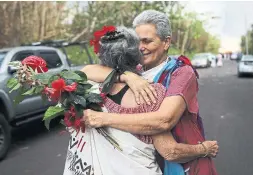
(119, 71, 130, 83)
(196, 143, 207, 157)
(101, 112, 111, 127)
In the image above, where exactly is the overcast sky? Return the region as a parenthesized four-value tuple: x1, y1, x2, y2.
(185, 1, 253, 51)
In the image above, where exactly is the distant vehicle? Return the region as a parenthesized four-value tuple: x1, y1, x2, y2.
(231, 53, 238, 60)
(191, 53, 214, 68)
(237, 55, 253, 77)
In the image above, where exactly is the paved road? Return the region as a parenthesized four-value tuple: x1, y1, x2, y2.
(0, 60, 253, 175)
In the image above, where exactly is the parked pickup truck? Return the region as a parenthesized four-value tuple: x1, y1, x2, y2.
(0, 41, 94, 160)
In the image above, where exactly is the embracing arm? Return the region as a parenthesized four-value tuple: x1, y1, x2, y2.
(152, 132, 218, 163)
(82, 65, 157, 104)
(81, 64, 113, 82)
(85, 95, 186, 135)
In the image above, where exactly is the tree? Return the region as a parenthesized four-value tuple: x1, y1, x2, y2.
(0, 1, 68, 48)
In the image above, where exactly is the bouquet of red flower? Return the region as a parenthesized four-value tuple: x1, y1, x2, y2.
(6, 55, 105, 130)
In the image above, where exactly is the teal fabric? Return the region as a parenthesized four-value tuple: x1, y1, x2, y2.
(153, 58, 185, 175)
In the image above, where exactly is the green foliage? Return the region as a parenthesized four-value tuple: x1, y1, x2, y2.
(61, 45, 100, 65)
(43, 106, 65, 130)
(60, 71, 82, 81)
(7, 78, 19, 89)
(241, 26, 253, 54)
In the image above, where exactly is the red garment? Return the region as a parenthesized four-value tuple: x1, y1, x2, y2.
(104, 83, 166, 144)
(166, 65, 217, 175)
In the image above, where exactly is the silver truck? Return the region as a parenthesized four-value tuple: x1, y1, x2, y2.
(0, 41, 93, 160)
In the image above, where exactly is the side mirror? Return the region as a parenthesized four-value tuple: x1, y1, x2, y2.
(7, 66, 18, 74)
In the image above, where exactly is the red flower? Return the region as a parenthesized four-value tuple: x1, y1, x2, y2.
(64, 111, 73, 127)
(44, 78, 77, 100)
(100, 92, 107, 100)
(90, 26, 116, 54)
(21, 55, 48, 73)
(74, 118, 82, 129)
(178, 55, 192, 67)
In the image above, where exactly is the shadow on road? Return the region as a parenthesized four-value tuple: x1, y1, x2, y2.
(10, 118, 64, 148)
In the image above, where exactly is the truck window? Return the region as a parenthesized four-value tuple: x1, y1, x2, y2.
(0, 52, 7, 67)
(13, 52, 34, 61)
(38, 51, 63, 69)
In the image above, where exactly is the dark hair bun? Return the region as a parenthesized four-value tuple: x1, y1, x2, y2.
(101, 31, 124, 42)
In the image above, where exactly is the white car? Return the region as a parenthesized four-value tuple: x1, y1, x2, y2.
(237, 55, 253, 77)
(191, 53, 213, 68)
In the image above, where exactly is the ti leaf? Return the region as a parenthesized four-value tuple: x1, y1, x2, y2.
(100, 69, 118, 94)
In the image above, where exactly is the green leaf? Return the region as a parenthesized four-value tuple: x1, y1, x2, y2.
(22, 87, 36, 95)
(74, 70, 87, 81)
(44, 115, 61, 131)
(76, 83, 92, 94)
(48, 75, 60, 84)
(86, 93, 103, 103)
(34, 86, 45, 94)
(7, 78, 18, 89)
(87, 103, 102, 112)
(13, 86, 27, 105)
(60, 71, 82, 81)
(34, 73, 52, 84)
(74, 95, 86, 108)
(43, 106, 64, 121)
(9, 83, 21, 93)
(73, 104, 83, 117)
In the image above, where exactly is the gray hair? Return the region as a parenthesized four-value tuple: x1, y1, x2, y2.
(99, 26, 141, 74)
(133, 10, 171, 40)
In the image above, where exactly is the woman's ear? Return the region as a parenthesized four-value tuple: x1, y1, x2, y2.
(164, 36, 171, 50)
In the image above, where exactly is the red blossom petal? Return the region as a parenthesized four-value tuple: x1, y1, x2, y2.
(51, 78, 66, 91)
(64, 112, 73, 127)
(64, 82, 77, 92)
(74, 118, 81, 129)
(90, 25, 116, 54)
(21, 55, 48, 73)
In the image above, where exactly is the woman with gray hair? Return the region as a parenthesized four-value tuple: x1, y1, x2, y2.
(63, 26, 218, 175)
(81, 10, 218, 175)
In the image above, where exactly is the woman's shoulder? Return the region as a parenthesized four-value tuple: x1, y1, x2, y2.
(172, 65, 196, 77)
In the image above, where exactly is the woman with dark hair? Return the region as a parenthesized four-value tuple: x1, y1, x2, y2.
(63, 26, 218, 175)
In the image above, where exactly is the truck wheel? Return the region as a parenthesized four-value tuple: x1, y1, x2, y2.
(0, 113, 11, 160)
